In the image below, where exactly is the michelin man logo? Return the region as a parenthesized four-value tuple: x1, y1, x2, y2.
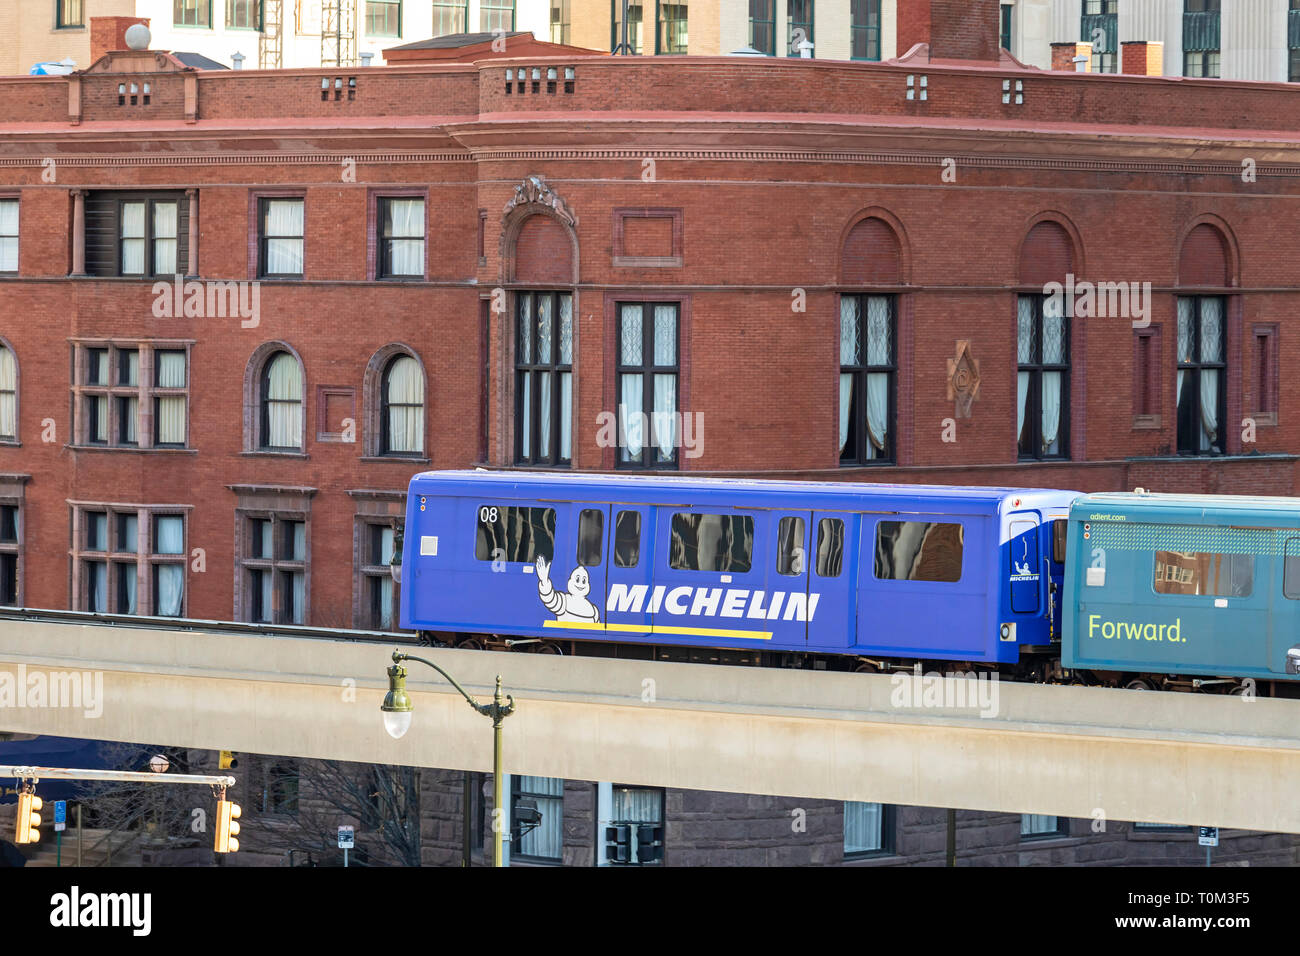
(1011, 537, 1037, 581)
(535, 556, 599, 623)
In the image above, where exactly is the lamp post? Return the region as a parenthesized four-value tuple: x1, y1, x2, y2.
(380, 650, 516, 867)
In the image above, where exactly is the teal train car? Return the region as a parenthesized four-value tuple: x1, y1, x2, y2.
(1063, 491, 1300, 691)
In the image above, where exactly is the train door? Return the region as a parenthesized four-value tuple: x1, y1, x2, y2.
(1008, 516, 1041, 614)
(806, 512, 857, 651)
(765, 512, 812, 647)
(555, 505, 608, 632)
(1045, 516, 1068, 640)
(604, 505, 654, 638)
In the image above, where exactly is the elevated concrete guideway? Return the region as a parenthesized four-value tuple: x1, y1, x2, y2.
(1, 616, 1299, 833)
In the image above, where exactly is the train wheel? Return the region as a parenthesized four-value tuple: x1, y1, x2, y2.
(853, 660, 879, 674)
(1124, 678, 1155, 691)
(456, 636, 486, 651)
(533, 641, 564, 655)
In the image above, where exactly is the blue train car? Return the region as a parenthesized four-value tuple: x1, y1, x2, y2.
(1063, 491, 1300, 683)
(402, 471, 1079, 666)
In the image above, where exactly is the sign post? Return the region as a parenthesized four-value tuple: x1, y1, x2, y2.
(1198, 826, 1219, 867)
(53, 800, 66, 867)
(338, 825, 355, 867)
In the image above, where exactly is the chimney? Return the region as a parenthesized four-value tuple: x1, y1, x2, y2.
(1121, 40, 1164, 76)
(90, 16, 151, 62)
(1051, 41, 1093, 72)
(897, 0, 1001, 63)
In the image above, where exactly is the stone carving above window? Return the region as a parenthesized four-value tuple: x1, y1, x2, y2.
(502, 175, 577, 228)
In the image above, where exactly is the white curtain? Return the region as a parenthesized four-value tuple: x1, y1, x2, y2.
(257, 570, 273, 623)
(265, 200, 304, 275)
(1200, 297, 1223, 362)
(1017, 296, 1035, 364)
(653, 374, 677, 461)
(119, 514, 137, 553)
(866, 373, 888, 456)
(291, 521, 306, 561)
(1200, 369, 1219, 451)
(1041, 371, 1062, 454)
(156, 351, 186, 445)
(516, 776, 563, 860)
(559, 371, 572, 461)
(1021, 814, 1059, 836)
(844, 801, 883, 853)
(91, 349, 108, 385)
(378, 575, 394, 629)
(120, 202, 145, 274)
(558, 295, 574, 364)
(0, 346, 15, 439)
(620, 373, 643, 461)
(1177, 297, 1194, 363)
(155, 515, 183, 555)
(121, 350, 139, 386)
(1017, 371, 1029, 443)
(88, 512, 107, 551)
(89, 561, 107, 612)
(153, 202, 178, 275)
(612, 787, 661, 823)
(519, 374, 530, 458)
(119, 564, 137, 614)
(290, 571, 305, 624)
(538, 371, 552, 459)
(266, 353, 303, 448)
(94, 396, 108, 442)
(0, 200, 18, 272)
(838, 373, 852, 454)
(121, 396, 138, 443)
(386, 199, 424, 276)
(385, 355, 424, 453)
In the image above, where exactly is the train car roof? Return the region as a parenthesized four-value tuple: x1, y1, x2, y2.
(1075, 491, 1300, 518)
(410, 470, 1078, 514)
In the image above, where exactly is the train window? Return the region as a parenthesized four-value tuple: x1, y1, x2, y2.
(874, 521, 963, 582)
(776, 517, 806, 576)
(1051, 520, 1067, 565)
(474, 505, 555, 563)
(577, 509, 604, 567)
(1153, 551, 1252, 598)
(1284, 539, 1300, 600)
(817, 518, 845, 577)
(669, 513, 753, 573)
(614, 511, 641, 568)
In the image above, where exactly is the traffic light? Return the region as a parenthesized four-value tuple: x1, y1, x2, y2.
(636, 824, 664, 864)
(214, 799, 241, 853)
(14, 792, 42, 845)
(218, 750, 238, 770)
(604, 824, 630, 864)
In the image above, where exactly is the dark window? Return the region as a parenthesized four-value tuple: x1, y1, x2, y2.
(515, 292, 573, 467)
(363, 523, 398, 630)
(114, 562, 137, 614)
(0, 506, 16, 543)
(1082, 0, 1118, 72)
(875, 521, 964, 582)
(749, 0, 775, 54)
(614, 510, 641, 568)
(577, 509, 604, 566)
(475, 506, 556, 563)
(776, 517, 805, 576)
(840, 295, 896, 464)
(259, 198, 304, 278)
(366, 0, 402, 36)
(0, 553, 15, 605)
(85, 511, 107, 551)
(1291, 48, 1300, 84)
(57, 0, 85, 28)
(1000, 3, 1012, 49)
(174, 0, 212, 27)
(787, 0, 813, 56)
(85, 560, 107, 612)
(1051, 520, 1068, 565)
(817, 518, 845, 577)
(227, 0, 262, 28)
(1182, 0, 1220, 77)
(1176, 297, 1226, 455)
(850, 0, 880, 60)
(116, 512, 137, 553)
(1284, 539, 1300, 600)
(378, 197, 425, 278)
(241, 513, 306, 624)
(1153, 551, 1252, 597)
(669, 514, 754, 573)
(1017, 294, 1069, 459)
(616, 303, 679, 468)
(83, 192, 189, 279)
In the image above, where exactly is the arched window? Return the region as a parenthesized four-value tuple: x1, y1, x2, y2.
(1177, 223, 1232, 455)
(381, 354, 424, 455)
(260, 351, 303, 451)
(0, 344, 15, 441)
(1017, 220, 1075, 460)
(840, 215, 902, 465)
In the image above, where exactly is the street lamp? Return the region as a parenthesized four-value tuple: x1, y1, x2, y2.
(380, 650, 516, 866)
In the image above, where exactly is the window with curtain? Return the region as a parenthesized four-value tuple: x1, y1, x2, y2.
(787, 0, 813, 56)
(844, 802, 892, 857)
(74, 506, 184, 615)
(1176, 296, 1226, 455)
(515, 292, 573, 467)
(612, 0, 644, 53)
(0, 345, 16, 441)
(1021, 814, 1068, 838)
(378, 197, 425, 278)
(749, 0, 775, 54)
(154, 350, 187, 446)
(363, 523, 397, 629)
(381, 353, 424, 455)
(260, 351, 304, 451)
(480, 0, 515, 32)
(57, 0, 85, 28)
(511, 776, 563, 862)
(1017, 294, 1068, 460)
(118, 199, 178, 277)
(616, 302, 678, 468)
(365, 1, 402, 36)
(241, 513, 308, 624)
(434, 1, 468, 36)
(850, 0, 880, 60)
(73, 343, 190, 450)
(227, 0, 263, 29)
(839, 294, 895, 465)
(549, 0, 570, 44)
(259, 198, 305, 278)
(174, 0, 211, 28)
(0, 199, 17, 272)
(609, 785, 664, 866)
(152, 515, 185, 617)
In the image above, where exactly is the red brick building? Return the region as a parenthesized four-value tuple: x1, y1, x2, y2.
(0, 0, 1298, 627)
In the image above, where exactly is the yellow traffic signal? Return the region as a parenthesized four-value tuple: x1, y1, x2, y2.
(218, 750, 238, 770)
(14, 792, 42, 844)
(214, 799, 240, 853)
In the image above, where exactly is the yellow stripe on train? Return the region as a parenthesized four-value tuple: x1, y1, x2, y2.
(542, 620, 773, 641)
